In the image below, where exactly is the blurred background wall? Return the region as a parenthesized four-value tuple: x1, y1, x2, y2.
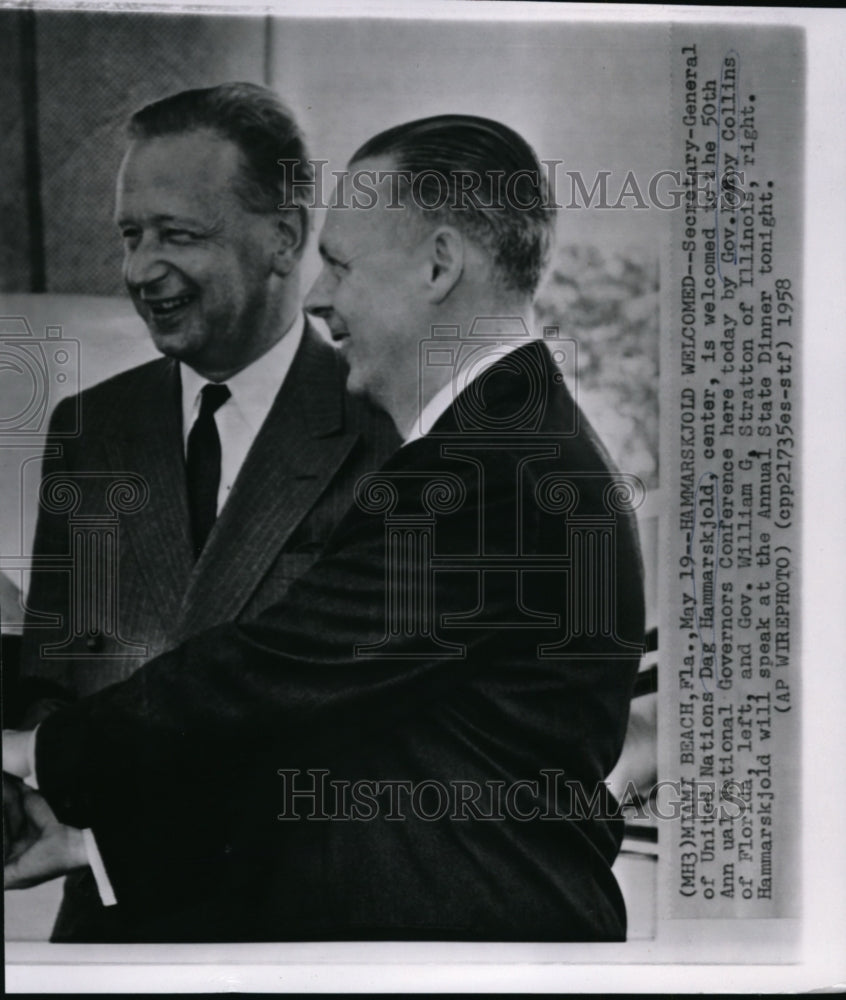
(2, 6, 664, 509)
(2, 9, 668, 295)
(1, 9, 268, 296)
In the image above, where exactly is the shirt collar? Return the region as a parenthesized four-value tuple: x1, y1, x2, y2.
(180, 312, 306, 441)
(403, 342, 521, 446)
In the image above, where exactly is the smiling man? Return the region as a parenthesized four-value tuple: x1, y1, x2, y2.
(6, 114, 645, 942)
(9, 83, 398, 942)
(116, 126, 296, 380)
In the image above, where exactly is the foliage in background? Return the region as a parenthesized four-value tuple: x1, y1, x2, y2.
(535, 243, 659, 490)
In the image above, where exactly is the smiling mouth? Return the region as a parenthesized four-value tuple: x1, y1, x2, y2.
(145, 294, 194, 319)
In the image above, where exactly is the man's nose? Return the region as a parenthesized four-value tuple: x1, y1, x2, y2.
(124, 235, 169, 290)
(304, 267, 333, 319)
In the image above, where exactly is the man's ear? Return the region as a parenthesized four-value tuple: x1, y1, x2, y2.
(270, 208, 306, 277)
(425, 226, 464, 303)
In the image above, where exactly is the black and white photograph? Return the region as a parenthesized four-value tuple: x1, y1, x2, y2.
(1, 1, 843, 993)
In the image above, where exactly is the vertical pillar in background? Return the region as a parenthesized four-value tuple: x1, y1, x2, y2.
(0, 10, 37, 292)
(19, 10, 45, 293)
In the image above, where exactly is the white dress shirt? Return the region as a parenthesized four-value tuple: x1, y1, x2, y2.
(24, 313, 307, 907)
(180, 312, 306, 514)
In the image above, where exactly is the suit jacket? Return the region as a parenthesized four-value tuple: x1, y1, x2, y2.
(17, 321, 399, 939)
(20, 321, 399, 698)
(35, 340, 645, 943)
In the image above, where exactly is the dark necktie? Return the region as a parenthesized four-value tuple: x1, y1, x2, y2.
(186, 383, 231, 559)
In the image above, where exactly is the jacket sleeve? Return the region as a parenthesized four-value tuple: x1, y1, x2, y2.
(30, 452, 500, 903)
(35, 452, 497, 804)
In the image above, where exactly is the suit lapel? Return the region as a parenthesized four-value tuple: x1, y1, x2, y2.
(176, 324, 359, 635)
(102, 359, 193, 631)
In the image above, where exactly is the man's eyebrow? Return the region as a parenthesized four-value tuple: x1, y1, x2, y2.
(115, 213, 205, 228)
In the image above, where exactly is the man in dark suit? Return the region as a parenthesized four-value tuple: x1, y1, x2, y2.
(5, 115, 645, 942)
(7, 83, 398, 940)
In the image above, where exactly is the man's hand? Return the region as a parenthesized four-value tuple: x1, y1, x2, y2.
(2, 729, 35, 782)
(4, 782, 88, 890)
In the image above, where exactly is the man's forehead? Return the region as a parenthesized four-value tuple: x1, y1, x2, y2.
(321, 159, 411, 252)
(320, 206, 399, 262)
(118, 130, 242, 195)
(319, 203, 361, 248)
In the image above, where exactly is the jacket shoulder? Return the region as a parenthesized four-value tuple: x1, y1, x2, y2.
(49, 357, 173, 430)
(78, 356, 172, 405)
